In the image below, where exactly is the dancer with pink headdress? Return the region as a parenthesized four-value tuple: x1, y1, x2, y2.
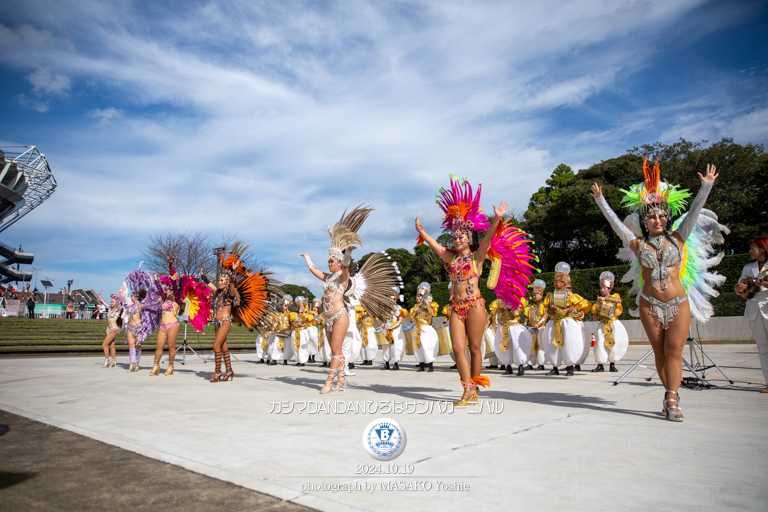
(150, 257, 212, 376)
(416, 177, 536, 406)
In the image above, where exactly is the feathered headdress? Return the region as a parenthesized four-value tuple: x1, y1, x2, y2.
(620, 157, 691, 219)
(220, 241, 251, 280)
(126, 261, 153, 298)
(436, 176, 490, 238)
(326, 204, 373, 260)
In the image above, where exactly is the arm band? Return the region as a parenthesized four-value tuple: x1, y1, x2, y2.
(342, 251, 352, 267)
(303, 254, 316, 269)
(200, 273, 211, 285)
(675, 180, 713, 242)
(595, 195, 636, 246)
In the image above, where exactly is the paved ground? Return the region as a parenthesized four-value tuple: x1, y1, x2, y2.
(0, 409, 314, 512)
(1, 344, 766, 512)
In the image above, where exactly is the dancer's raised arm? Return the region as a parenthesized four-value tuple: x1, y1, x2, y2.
(475, 201, 507, 262)
(674, 164, 717, 242)
(415, 216, 452, 264)
(301, 253, 327, 281)
(591, 183, 637, 247)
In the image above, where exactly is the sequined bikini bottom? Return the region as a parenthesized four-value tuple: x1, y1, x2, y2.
(639, 292, 688, 330)
(451, 295, 485, 322)
(160, 321, 179, 333)
(325, 308, 348, 335)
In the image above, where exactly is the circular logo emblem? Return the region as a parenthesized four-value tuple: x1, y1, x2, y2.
(362, 418, 407, 461)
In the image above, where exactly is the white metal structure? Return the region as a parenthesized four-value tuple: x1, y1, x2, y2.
(0, 146, 57, 233)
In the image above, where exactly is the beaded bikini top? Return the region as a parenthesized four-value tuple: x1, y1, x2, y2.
(638, 235, 682, 291)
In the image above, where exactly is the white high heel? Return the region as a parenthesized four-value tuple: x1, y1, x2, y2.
(664, 389, 684, 422)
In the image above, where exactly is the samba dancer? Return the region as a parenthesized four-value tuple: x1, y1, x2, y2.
(124, 266, 162, 373)
(201, 242, 281, 382)
(592, 160, 721, 420)
(151, 274, 180, 376)
(416, 177, 535, 406)
(302, 205, 399, 393)
(98, 287, 125, 368)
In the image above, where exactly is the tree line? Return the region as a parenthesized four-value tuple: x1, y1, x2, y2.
(142, 138, 764, 308)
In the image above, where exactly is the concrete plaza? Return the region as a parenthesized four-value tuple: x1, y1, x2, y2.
(0, 344, 766, 511)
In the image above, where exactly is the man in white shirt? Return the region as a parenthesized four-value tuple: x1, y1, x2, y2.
(735, 237, 768, 393)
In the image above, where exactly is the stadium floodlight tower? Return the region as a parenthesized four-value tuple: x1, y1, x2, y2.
(0, 146, 57, 287)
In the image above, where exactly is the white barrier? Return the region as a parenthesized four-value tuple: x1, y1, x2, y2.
(582, 316, 755, 344)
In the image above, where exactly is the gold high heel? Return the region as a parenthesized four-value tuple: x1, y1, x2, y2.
(165, 354, 175, 376)
(149, 365, 160, 376)
(455, 381, 476, 407)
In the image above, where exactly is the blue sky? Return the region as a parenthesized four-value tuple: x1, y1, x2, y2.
(0, 0, 766, 296)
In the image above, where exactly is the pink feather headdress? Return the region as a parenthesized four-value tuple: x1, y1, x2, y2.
(437, 176, 490, 237)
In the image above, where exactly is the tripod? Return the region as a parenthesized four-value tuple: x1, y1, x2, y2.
(167, 322, 205, 365)
(613, 322, 734, 387)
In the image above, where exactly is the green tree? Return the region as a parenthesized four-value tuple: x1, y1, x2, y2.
(522, 138, 766, 270)
(525, 163, 574, 217)
(279, 284, 314, 304)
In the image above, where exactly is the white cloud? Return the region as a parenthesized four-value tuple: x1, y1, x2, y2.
(88, 107, 122, 124)
(0, 0, 764, 294)
(26, 66, 70, 95)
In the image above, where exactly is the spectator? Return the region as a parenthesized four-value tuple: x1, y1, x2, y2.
(78, 297, 87, 319)
(66, 299, 75, 319)
(27, 296, 36, 319)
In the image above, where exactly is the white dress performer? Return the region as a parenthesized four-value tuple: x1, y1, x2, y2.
(542, 262, 592, 376)
(525, 279, 548, 370)
(268, 295, 292, 365)
(381, 297, 408, 370)
(591, 271, 629, 372)
(307, 297, 321, 364)
(301, 205, 401, 393)
(356, 305, 378, 365)
(493, 298, 533, 376)
(256, 312, 278, 363)
(313, 299, 332, 367)
(736, 238, 768, 392)
(409, 282, 440, 372)
(289, 296, 315, 366)
(484, 301, 501, 370)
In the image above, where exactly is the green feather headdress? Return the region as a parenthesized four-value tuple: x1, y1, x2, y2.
(619, 157, 691, 218)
